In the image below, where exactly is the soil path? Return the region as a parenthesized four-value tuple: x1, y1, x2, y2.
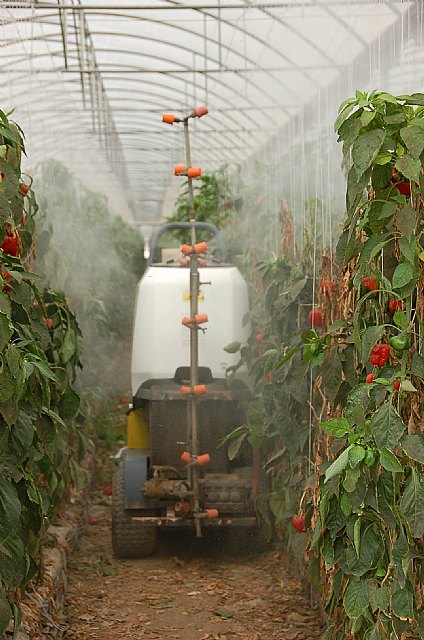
(54, 405, 324, 640)
(60, 501, 323, 640)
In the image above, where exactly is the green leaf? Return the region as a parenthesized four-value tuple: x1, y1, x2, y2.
(349, 445, 366, 469)
(396, 203, 416, 241)
(58, 385, 80, 420)
(6, 344, 21, 377)
(60, 327, 76, 363)
(0, 589, 12, 635)
(31, 359, 58, 383)
(0, 124, 24, 147)
(346, 526, 381, 576)
(371, 403, 405, 450)
(373, 151, 392, 165)
(274, 343, 302, 370)
(398, 235, 417, 263)
(393, 525, 409, 588)
(393, 309, 408, 329)
(352, 129, 385, 179)
(399, 92, 424, 105)
(0, 293, 11, 318)
(0, 366, 15, 403)
(379, 448, 403, 472)
(400, 434, 424, 464)
(369, 583, 389, 613)
(227, 430, 247, 461)
(400, 125, 424, 159)
(214, 608, 234, 619)
(324, 445, 353, 483)
(358, 232, 390, 266)
(353, 516, 361, 556)
(360, 110, 375, 127)
(343, 580, 369, 618)
(320, 417, 351, 438)
(334, 102, 357, 133)
(400, 379, 417, 392)
(0, 478, 21, 544)
(0, 535, 26, 587)
(223, 341, 241, 354)
(395, 154, 421, 183)
(376, 91, 398, 104)
(377, 200, 397, 222)
(343, 465, 361, 493)
(360, 326, 385, 365)
(340, 492, 352, 517)
(392, 261, 415, 290)
(345, 383, 370, 428)
(321, 349, 342, 402)
(0, 312, 12, 352)
(400, 467, 424, 537)
(391, 584, 415, 619)
(410, 351, 424, 379)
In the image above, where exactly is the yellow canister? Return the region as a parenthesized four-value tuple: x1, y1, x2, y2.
(127, 409, 150, 449)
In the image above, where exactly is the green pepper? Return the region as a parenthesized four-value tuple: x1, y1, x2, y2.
(364, 449, 376, 467)
(310, 342, 321, 356)
(389, 335, 411, 352)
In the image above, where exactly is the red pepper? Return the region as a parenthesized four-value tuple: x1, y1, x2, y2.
(366, 373, 375, 383)
(0, 235, 18, 256)
(292, 514, 305, 533)
(388, 299, 404, 314)
(370, 343, 390, 367)
(393, 380, 401, 391)
(308, 309, 323, 328)
(362, 277, 377, 293)
(1, 271, 13, 293)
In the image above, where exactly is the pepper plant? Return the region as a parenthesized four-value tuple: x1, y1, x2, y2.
(222, 203, 324, 548)
(0, 111, 83, 635)
(271, 91, 424, 639)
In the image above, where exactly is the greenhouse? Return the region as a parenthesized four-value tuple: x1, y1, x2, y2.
(0, 2, 423, 639)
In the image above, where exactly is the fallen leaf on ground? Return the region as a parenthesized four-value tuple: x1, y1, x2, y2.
(213, 608, 234, 619)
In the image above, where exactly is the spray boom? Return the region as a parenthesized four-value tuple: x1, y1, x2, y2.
(163, 107, 215, 536)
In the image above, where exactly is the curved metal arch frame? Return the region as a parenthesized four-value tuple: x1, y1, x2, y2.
(0, 24, 308, 116)
(0, 0, 408, 219)
(4, 75, 271, 159)
(0, 47, 289, 132)
(2, 7, 335, 96)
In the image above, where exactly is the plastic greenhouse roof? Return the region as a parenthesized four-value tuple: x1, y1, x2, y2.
(0, 1, 414, 223)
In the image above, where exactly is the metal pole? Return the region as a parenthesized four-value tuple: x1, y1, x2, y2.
(183, 118, 202, 538)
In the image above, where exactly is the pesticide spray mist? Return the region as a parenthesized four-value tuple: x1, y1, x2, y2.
(35, 160, 144, 401)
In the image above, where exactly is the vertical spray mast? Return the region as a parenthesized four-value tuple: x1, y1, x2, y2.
(163, 105, 210, 537)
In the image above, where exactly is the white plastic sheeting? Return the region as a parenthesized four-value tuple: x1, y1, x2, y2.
(0, 1, 420, 224)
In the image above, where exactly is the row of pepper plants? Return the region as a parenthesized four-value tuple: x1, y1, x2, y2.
(35, 159, 145, 399)
(0, 113, 84, 635)
(226, 91, 424, 639)
(309, 90, 424, 639)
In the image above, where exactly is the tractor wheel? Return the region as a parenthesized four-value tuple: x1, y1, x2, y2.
(112, 459, 157, 558)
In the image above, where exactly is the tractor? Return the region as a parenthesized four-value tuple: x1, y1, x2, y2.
(112, 108, 264, 557)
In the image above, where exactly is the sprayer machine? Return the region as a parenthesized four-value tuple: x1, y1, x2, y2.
(112, 107, 262, 558)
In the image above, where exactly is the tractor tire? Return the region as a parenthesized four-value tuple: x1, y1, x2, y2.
(112, 459, 157, 559)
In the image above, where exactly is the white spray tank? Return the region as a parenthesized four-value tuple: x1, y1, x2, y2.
(131, 222, 250, 396)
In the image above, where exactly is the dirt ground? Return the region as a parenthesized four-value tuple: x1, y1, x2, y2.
(57, 494, 324, 640)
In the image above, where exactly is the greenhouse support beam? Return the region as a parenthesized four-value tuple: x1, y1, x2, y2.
(16, 66, 337, 74)
(1, 1, 383, 8)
